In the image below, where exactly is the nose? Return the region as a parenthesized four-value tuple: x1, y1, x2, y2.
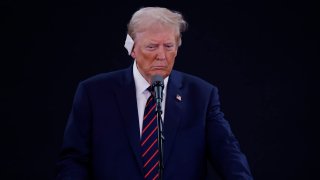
(156, 46, 166, 60)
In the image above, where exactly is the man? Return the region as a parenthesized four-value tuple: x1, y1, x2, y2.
(56, 7, 253, 180)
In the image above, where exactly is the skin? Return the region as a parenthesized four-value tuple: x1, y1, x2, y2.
(131, 24, 179, 84)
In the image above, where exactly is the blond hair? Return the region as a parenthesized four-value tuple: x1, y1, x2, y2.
(127, 7, 188, 46)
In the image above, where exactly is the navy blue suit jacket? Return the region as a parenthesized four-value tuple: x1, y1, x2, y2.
(56, 66, 253, 180)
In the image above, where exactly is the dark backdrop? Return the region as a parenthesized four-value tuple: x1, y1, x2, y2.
(1, 0, 319, 179)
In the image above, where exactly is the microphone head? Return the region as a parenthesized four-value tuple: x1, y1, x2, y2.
(151, 75, 164, 105)
(151, 75, 164, 93)
(151, 75, 164, 86)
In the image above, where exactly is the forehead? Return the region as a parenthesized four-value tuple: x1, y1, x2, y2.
(135, 24, 178, 43)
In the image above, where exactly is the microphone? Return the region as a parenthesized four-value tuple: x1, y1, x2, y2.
(151, 75, 164, 113)
(151, 75, 165, 179)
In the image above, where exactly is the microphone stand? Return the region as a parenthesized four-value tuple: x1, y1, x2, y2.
(152, 75, 165, 180)
(156, 102, 164, 180)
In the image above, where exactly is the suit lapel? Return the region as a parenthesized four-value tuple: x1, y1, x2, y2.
(163, 71, 183, 165)
(114, 67, 144, 174)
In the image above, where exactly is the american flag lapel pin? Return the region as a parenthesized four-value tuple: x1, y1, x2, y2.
(176, 94, 182, 102)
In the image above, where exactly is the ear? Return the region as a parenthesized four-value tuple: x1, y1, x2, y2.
(130, 49, 136, 59)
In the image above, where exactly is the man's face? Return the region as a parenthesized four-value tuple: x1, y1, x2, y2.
(131, 25, 178, 84)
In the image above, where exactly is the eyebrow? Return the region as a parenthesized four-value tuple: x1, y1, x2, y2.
(146, 42, 175, 45)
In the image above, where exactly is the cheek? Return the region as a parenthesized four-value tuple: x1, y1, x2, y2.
(139, 53, 157, 68)
(167, 52, 177, 64)
(141, 52, 155, 60)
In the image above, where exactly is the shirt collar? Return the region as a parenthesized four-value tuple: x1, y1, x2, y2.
(133, 60, 169, 94)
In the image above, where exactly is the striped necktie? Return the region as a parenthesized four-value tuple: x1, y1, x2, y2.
(141, 87, 159, 180)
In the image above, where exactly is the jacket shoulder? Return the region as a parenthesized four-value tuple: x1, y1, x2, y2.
(79, 68, 131, 88)
(172, 70, 217, 90)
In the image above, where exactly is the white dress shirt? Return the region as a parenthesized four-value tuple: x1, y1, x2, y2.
(133, 60, 168, 136)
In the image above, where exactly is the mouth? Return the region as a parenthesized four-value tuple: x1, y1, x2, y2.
(152, 66, 166, 70)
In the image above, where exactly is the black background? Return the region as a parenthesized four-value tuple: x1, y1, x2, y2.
(1, 0, 319, 179)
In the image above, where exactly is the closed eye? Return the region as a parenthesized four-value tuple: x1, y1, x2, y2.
(165, 44, 175, 50)
(146, 45, 157, 50)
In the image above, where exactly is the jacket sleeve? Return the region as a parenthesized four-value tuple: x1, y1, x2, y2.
(55, 82, 92, 180)
(206, 86, 253, 180)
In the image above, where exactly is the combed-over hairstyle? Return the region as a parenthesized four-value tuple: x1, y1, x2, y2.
(127, 7, 188, 46)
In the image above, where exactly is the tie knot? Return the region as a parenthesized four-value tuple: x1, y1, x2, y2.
(147, 86, 153, 93)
